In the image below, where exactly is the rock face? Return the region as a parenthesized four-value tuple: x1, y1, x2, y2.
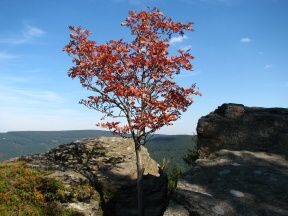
(197, 103, 288, 157)
(166, 103, 288, 216)
(22, 137, 167, 216)
(169, 149, 288, 216)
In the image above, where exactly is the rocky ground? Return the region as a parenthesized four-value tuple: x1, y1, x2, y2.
(21, 137, 167, 216)
(165, 149, 288, 216)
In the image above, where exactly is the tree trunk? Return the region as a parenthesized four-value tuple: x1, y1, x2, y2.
(135, 144, 144, 216)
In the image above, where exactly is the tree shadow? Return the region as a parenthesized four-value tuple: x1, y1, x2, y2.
(24, 139, 168, 216)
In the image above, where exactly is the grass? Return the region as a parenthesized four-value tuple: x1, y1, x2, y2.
(0, 161, 48, 215)
(0, 161, 81, 216)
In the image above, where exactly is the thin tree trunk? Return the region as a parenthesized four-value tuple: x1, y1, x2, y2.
(135, 144, 144, 216)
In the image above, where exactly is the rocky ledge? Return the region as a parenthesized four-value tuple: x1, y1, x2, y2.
(166, 104, 288, 216)
(21, 137, 167, 216)
(167, 149, 288, 216)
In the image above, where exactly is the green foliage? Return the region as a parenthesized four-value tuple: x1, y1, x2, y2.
(45, 202, 84, 216)
(167, 164, 182, 193)
(0, 161, 97, 215)
(160, 159, 182, 193)
(182, 134, 199, 166)
(182, 149, 199, 165)
(160, 157, 169, 173)
(0, 161, 49, 215)
(103, 190, 115, 203)
(37, 177, 64, 202)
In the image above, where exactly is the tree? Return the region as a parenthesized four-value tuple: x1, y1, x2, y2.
(63, 7, 200, 216)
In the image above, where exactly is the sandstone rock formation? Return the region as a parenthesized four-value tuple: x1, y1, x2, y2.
(165, 103, 288, 216)
(168, 149, 288, 216)
(22, 137, 167, 216)
(197, 103, 288, 157)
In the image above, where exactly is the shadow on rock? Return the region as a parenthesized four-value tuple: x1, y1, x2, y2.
(23, 137, 168, 216)
(171, 149, 288, 216)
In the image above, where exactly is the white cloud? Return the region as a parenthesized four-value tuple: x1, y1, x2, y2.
(24, 25, 45, 38)
(0, 52, 17, 60)
(0, 25, 45, 45)
(240, 37, 252, 43)
(264, 64, 272, 69)
(0, 79, 94, 132)
(180, 45, 192, 51)
(170, 35, 188, 44)
(15, 89, 62, 102)
(0, 84, 63, 107)
(0, 107, 98, 132)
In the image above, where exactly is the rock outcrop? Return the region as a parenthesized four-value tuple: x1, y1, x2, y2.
(165, 103, 288, 216)
(168, 149, 288, 216)
(22, 137, 167, 216)
(197, 103, 288, 157)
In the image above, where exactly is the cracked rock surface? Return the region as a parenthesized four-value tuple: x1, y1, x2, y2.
(168, 149, 288, 216)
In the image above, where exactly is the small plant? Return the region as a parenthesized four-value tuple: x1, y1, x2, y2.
(182, 135, 200, 166)
(38, 177, 63, 192)
(167, 164, 182, 193)
(160, 157, 169, 173)
(103, 191, 115, 202)
(159, 159, 181, 193)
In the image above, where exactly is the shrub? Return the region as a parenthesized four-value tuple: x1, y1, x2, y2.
(182, 135, 200, 165)
(0, 162, 49, 215)
(160, 157, 169, 173)
(0, 161, 86, 216)
(182, 149, 199, 166)
(167, 164, 182, 193)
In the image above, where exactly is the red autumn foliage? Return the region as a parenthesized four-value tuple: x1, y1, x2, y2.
(63, 7, 200, 145)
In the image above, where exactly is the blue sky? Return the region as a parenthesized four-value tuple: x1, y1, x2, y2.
(0, 0, 287, 134)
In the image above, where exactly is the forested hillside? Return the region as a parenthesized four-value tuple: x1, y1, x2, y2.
(0, 130, 113, 161)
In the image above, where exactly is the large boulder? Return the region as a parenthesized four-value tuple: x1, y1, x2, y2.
(168, 149, 288, 215)
(165, 103, 288, 215)
(22, 137, 168, 216)
(197, 103, 288, 157)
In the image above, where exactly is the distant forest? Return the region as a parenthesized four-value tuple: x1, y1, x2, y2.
(0, 130, 197, 171)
